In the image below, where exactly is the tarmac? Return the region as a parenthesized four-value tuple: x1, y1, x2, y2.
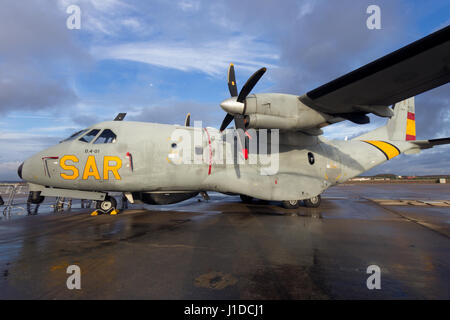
(0, 184, 449, 299)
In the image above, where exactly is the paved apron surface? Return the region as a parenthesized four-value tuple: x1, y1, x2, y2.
(0, 184, 449, 299)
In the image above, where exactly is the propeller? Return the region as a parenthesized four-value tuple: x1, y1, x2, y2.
(220, 64, 266, 159)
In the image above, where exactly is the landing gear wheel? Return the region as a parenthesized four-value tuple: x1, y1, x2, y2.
(304, 195, 321, 208)
(240, 195, 253, 203)
(29, 191, 45, 204)
(27, 192, 43, 215)
(96, 195, 117, 214)
(282, 200, 300, 209)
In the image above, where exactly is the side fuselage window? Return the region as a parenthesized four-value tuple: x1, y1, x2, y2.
(94, 129, 117, 144)
(79, 129, 100, 143)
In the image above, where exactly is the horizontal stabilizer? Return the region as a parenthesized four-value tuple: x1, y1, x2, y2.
(410, 137, 450, 149)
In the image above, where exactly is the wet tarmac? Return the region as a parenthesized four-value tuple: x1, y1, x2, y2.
(0, 184, 449, 299)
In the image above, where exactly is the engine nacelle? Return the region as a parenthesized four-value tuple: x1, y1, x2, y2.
(244, 93, 331, 130)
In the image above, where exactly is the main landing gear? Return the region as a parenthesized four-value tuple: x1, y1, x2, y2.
(281, 200, 300, 209)
(240, 194, 322, 209)
(91, 195, 119, 216)
(303, 195, 321, 208)
(282, 195, 321, 209)
(27, 191, 45, 215)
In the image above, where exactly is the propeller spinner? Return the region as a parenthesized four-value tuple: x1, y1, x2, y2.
(219, 64, 266, 159)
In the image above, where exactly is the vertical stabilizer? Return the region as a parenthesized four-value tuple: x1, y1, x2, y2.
(387, 97, 415, 140)
(354, 97, 415, 141)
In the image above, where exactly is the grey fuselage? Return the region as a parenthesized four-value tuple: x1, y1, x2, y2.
(21, 121, 417, 201)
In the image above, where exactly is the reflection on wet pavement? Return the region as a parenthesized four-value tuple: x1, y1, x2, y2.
(0, 184, 449, 299)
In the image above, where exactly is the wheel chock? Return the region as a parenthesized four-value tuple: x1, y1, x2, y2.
(110, 209, 119, 215)
(90, 210, 99, 216)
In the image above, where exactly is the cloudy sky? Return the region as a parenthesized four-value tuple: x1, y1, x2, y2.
(0, 0, 449, 180)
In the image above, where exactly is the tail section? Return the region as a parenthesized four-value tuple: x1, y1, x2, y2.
(354, 97, 450, 154)
(355, 97, 415, 141)
(405, 103, 416, 141)
(387, 97, 415, 140)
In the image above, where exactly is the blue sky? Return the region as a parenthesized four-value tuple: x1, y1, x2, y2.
(0, 0, 449, 180)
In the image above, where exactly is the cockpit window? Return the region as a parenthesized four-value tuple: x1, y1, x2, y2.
(79, 129, 100, 143)
(94, 129, 117, 144)
(61, 129, 88, 143)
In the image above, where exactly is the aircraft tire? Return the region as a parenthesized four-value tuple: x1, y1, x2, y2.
(304, 195, 321, 208)
(282, 200, 300, 209)
(29, 191, 45, 204)
(240, 195, 253, 203)
(96, 195, 117, 214)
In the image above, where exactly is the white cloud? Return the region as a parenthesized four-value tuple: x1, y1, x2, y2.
(0, 161, 21, 181)
(297, 0, 315, 18)
(178, 0, 201, 12)
(92, 37, 279, 76)
(6, 114, 72, 120)
(57, 0, 134, 36)
(57, 0, 127, 12)
(121, 18, 142, 31)
(323, 121, 380, 140)
(33, 126, 83, 133)
(89, 0, 126, 11)
(0, 135, 57, 163)
(0, 161, 21, 171)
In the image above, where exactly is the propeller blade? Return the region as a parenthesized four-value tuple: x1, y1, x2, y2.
(234, 114, 248, 160)
(237, 67, 266, 103)
(221, 65, 264, 149)
(227, 63, 238, 97)
(220, 113, 234, 131)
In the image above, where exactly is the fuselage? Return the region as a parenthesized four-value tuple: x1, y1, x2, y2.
(20, 121, 417, 201)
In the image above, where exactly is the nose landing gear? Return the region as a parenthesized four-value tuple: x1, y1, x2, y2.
(27, 191, 45, 215)
(91, 195, 118, 216)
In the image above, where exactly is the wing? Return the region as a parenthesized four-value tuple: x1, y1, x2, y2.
(300, 25, 450, 123)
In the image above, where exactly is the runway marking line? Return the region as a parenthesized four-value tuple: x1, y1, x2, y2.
(367, 198, 450, 239)
(370, 199, 450, 207)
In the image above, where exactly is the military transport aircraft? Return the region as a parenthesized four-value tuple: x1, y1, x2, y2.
(18, 25, 450, 214)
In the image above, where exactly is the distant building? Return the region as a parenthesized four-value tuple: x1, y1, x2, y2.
(349, 177, 371, 181)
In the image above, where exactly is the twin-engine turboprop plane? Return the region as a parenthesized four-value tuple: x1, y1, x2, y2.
(19, 26, 450, 214)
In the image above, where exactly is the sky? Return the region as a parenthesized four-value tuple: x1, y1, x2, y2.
(0, 0, 449, 180)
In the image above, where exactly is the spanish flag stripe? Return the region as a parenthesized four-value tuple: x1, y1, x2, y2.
(406, 118, 416, 137)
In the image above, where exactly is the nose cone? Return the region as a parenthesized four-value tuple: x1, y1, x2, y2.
(220, 97, 245, 114)
(18, 162, 24, 180)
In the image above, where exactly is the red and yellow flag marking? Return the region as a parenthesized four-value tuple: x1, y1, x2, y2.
(406, 112, 416, 141)
(363, 141, 401, 160)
